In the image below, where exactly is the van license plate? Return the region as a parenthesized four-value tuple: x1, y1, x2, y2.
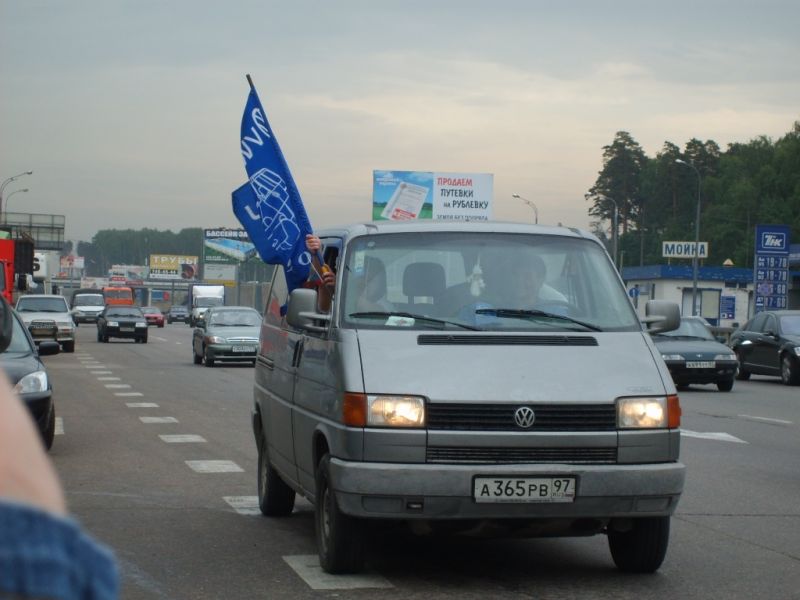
(686, 361, 715, 368)
(473, 477, 576, 503)
(232, 345, 255, 353)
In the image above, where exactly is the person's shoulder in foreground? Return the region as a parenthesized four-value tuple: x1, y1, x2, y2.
(0, 368, 119, 600)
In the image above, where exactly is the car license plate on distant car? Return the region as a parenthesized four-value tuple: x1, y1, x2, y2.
(232, 345, 255, 353)
(121, 326, 134, 332)
(473, 477, 576, 503)
(686, 361, 715, 368)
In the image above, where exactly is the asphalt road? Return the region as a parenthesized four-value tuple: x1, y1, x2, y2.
(44, 324, 800, 599)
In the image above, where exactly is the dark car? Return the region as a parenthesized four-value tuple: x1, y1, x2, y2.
(192, 306, 260, 367)
(142, 306, 165, 328)
(730, 310, 800, 385)
(0, 309, 60, 449)
(167, 305, 189, 324)
(97, 305, 148, 343)
(651, 316, 738, 392)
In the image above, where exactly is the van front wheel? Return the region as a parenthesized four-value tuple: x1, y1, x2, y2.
(608, 516, 670, 573)
(315, 454, 364, 574)
(257, 439, 295, 516)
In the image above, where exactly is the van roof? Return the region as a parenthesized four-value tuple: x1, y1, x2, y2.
(315, 220, 598, 242)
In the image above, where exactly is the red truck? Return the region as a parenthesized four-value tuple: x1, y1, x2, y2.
(0, 239, 15, 304)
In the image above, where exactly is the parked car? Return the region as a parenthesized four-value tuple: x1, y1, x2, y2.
(70, 290, 106, 325)
(97, 305, 148, 343)
(167, 305, 190, 324)
(253, 221, 685, 575)
(141, 306, 165, 328)
(192, 306, 260, 367)
(0, 308, 60, 449)
(651, 316, 738, 391)
(15, 294, 76, 353)
(730, 310, 800, 385)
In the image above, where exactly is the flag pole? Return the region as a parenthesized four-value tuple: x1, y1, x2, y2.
(246, 73, 255, 92)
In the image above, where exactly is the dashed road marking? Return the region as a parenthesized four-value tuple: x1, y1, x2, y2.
(223, 496, 260, 515)
(97, 377, 121, 381)
(160, 434, 206, 443)
(90, 371, 113, 375)
(681, 430, 747, 444)
(55, 417, 64, 435)
(738, 414, 793, 425)
(115, 392, 143, 397)
(126, 403, 159, 408)
(154, 336, 167, 342)
(185, 460, 243, 473)
(282, 555, 393, 590)
(139, 416, 178, 424)
(105, 384, 131, 389)
(84, 364, 106, 369)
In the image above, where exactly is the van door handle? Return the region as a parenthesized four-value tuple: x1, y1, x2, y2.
(292, 340, 304, 367)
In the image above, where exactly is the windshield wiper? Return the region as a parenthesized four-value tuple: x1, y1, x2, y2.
(474, 308, 603, 332)
(348, 311, 480, 331)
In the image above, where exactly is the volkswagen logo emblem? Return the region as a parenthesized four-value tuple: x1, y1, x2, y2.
(514, 406, 536, 428)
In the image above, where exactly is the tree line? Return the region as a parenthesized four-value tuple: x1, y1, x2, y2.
(587, 121, 800, 268)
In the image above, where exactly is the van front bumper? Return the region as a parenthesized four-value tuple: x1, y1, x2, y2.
(329, 458, 685, 520)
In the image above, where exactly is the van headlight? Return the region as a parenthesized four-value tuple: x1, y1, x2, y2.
(14, 371, 48, 394)
(617, 396, 681, 429)
(367, 395, 425, 427)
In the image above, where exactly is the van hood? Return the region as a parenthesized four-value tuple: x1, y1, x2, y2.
(356, 329, 670, 402)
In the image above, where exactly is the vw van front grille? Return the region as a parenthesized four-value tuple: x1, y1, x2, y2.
(417, 334, 598, 346)
(426, 446, 617, 464)
(427, 403, 616, 431)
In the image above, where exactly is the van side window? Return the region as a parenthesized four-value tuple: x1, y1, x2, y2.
(263, 266, 289, 328)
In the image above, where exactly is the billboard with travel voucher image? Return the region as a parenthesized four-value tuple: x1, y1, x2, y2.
(373, 170, 493, 221)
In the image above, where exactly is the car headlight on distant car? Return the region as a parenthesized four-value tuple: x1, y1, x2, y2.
(205, 335, 226, 344)
(57, 322, 73, 332)
(617, 396, 681, 429)
(14, 370, 48, 394)
(107, 321, 119, 327)
(661, 354, 683, 361)
(793, 346, 800, 357)
(135, 322, 147, 328)
(714, 353, 737, 361)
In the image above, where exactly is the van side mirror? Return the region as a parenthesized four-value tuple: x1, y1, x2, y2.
(642, 300, 680, 334)
(287, 288, 330, 333)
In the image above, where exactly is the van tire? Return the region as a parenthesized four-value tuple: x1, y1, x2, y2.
(608, 516, 670, 573)
(257, 439, 295, 516)
(315, 454, 364, 574)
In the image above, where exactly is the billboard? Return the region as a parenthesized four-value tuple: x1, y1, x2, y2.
(109, 264, 148, 283)
(204, 228, 256, 265)
(373, 170, 493, 222)
(149, 254, 198, 280)
(753, 224, 791, 312)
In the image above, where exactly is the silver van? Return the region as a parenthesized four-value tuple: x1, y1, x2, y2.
(252, 221, 684, 575)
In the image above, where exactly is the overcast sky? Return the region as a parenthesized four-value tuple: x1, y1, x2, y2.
(1, 1, 798, 245)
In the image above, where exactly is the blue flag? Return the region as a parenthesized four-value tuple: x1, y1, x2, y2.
(232, 83, 313, 292)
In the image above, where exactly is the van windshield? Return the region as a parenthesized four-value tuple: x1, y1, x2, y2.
(340, 232, 640, 332)
(74, 294, 105, 307)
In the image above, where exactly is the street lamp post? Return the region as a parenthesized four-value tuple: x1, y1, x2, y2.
(4, 188, 29, 212)
(0, 171, 33, 214)
(511, 193, 538, 224)
(585, 193, 619, 267)
(675, 159, 701, 316)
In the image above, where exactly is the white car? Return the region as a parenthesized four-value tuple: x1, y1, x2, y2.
(15, 294, 76, 353)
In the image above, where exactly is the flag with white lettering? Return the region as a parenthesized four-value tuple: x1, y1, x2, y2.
(232, 81, 313, 292)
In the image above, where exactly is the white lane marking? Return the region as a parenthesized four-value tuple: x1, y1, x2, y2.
(154, 336, 167, 342)
(105, 384, 131, 389)
(55, 417, 64, 435)
(114, 392, 143, 397)
(97, 377, 121, 381)
(90, 371, 113, 375)
(126, 403, 159, 408)
(139, 416, 178, 424)
(185, 460, 243, 473)
(282, 555, 393, 590)
(160, 434, 207, 443)
(681, 429, 748, 444)
(224, 496, 260, 515)
(738, 414, 793, 425)
(176, 342, 182, 345)
(84, 364, 106, 369)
